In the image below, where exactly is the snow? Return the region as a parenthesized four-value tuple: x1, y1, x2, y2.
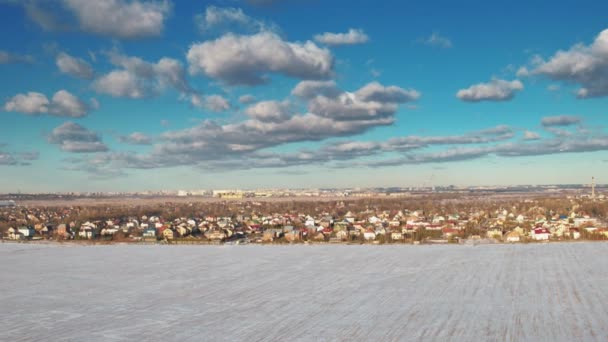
(1, 242, 608, 341)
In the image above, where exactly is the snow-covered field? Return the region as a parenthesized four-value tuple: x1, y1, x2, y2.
(2, 243, 608, 341)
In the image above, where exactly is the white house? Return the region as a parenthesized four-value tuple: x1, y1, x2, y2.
(344, 212, 356, 223)
(531, 228, 550, 241)
(18, 226, 35, 238)
(389, 220, 401, 228)
(101, 228, 119, 236)
(79, 226, 96, 239)
(368, 216, 381, 224)
(432, 216, 445, 224)
(391, 232, 403, 240)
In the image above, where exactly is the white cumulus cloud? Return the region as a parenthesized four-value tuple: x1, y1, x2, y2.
(4, 90, 96, 117)
(245, 100, 291, 122)
(355, 82, 421, 103)
(291, 80, 341, 99)
(196, 6, 271, 34)
(541, 115, 581, 127)
(56, 52, 94, 79)
(48, 121, 108, 153)
(314, 28, 369, 46)
(119, 132, 152, 145)
(191, 94, 231, 112)
(62, 0, 172, 39)
(523, 131, 541, 141)
(457, 79, 523, 102)
(420, 32, 453, 48)
(525, 28, 608, 98)
(93, 51, 193, 99)
(238, 94, 257, 104)
(187, 32, 334, 86)
(3, 92, 50, 114)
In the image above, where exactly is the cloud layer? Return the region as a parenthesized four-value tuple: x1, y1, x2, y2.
(0, 148, 39, 166)
(541, 115, 581, 127)
(0, 50, 34, 64)
(69, 113, 608, 175)
(68, 80, 421, 173)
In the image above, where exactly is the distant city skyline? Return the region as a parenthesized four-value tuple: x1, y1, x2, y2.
(1, 0, 607, 192)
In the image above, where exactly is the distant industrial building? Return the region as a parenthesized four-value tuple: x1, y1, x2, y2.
(213, 190, 244, 199)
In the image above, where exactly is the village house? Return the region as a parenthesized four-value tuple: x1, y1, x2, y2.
(6, 227, 23, 240)
(101, 227, 119, 237)
(39, 225, 53, 237)
(531, 228, 550, 241)
(175, 225, 190, 238)
(363, 231, 376, 241)
(368, 216, 381, 224)
(55, 224, 70, 239)
(262, 231, 275, 242)
(18, 226, 36, 239)
(206, 230, 227, 241)
(505, 230, 521, 243)
(344, 212, 356, 223)
(163, 228, 175, 240)
(570, 228, 581, 240)
(284, 231, 301, 242)
(487, 228, 503, 240)
(335, 230, 348, 241)
(79, 227, 96, 239)
(442, 227, 458, 239)
(143, 227, 157, 238)
(333, 222, 349, 232)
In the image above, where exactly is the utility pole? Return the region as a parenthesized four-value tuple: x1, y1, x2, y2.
(591, 176, 596, 200)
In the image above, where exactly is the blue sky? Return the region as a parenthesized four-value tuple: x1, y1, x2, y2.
(1, 0, 607, 192)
